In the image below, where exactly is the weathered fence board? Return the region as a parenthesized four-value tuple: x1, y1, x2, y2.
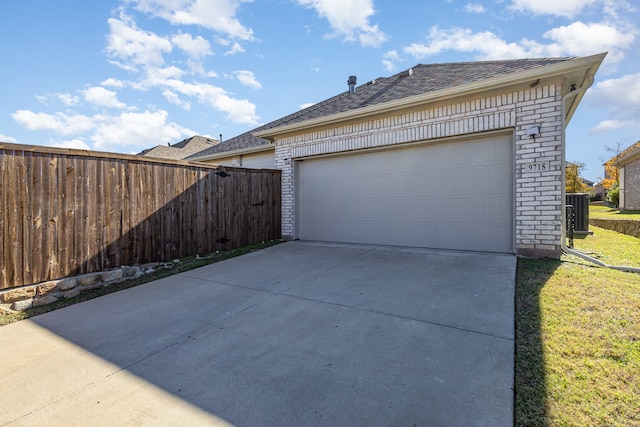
(0, 143, 281, 290)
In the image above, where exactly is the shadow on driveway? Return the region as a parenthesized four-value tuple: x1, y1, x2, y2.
(0, 242, 516, 426)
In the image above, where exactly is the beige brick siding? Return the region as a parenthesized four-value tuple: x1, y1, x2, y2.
(275, 82, 564, 257)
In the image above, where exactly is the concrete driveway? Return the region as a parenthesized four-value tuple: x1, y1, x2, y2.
(0, 241, 516, 426)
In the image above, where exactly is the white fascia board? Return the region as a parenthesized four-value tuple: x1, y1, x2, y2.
(254, 53, 607, 140)
(189, 144, 274, 162)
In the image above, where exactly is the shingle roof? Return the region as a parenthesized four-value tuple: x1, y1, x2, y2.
(140, 135, 218, 160)
(189, 57, 574, 160)
(614, 140, 640, 166)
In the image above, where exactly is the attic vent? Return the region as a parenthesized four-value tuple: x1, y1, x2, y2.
(399, 68, 414, 78)
(347, 75, 357, 93)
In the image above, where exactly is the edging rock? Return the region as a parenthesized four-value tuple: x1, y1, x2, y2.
(101, 269, 124, 282)
(33, 294, 59, 307)
(0, 287, 36, 303)
(0, 261, 180, 312)
(58, 277, 78, 291)
(11, 299, 33, 311)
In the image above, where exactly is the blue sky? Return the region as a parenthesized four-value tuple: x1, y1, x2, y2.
(1, 0, 638, 181)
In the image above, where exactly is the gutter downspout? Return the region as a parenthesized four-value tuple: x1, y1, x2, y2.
(560, 78, 640, 274)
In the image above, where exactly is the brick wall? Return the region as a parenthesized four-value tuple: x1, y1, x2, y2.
(275, 82, 564, 257)
(622, 159, 640, 210)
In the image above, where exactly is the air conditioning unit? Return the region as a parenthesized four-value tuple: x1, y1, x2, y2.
(566, 193, 589, 234)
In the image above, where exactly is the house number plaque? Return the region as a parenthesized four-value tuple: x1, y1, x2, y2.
(524, 161, 549, 172)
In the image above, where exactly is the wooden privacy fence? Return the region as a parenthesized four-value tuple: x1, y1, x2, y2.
(0, 143, 281, 290)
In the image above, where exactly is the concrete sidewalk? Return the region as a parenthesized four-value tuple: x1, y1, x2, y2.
(0, 242, 516, 426)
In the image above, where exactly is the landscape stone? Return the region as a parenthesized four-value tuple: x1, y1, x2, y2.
(63, 288, 81, 299)
(33, 295, 59, 307)
(0, 287, 37, 303)
(101, 269, 124, 282)
(78, 273, 101, 287)
(80, 282, 104, 291)
(122, 266, 141, 277)
(11, 299, 33, 311)
(37, 281, 59, 296)
(57, 277, 78, 291)
(0, 306, 16, 315)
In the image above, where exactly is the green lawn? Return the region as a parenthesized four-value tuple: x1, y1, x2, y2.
(516, 225, 640, 426)
(571, 225, 640, 268)
(590, 204, 640, 220)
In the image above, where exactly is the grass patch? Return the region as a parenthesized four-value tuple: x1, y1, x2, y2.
(570, 225, 640, 268)
(590, 205, 640, 220)
(0, 240, 282, 327)
(516, 228, 640, 426)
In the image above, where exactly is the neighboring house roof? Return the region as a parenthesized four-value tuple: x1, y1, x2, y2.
(140, 135, 218, 160)
(189, 54, 604, 160)
(186, 130, 272, 161)
(614, 140, 640, 166)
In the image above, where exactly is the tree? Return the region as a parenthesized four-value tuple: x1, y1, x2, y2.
(602, 159, 619, 190)
(565, 161, 588, 193)
(607, 183, 620, 207)
(601, 140, 625, 190)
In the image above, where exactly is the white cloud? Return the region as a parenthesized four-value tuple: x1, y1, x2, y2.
(299, 102, 316, 109)
(401, 22, 633, 63)
(11, 108, 197, 153)
(589, 120, 638, 134)
(235, 70, 262, 89)
(101, 78, 125, 88)
(132, 0, 255, 40)
(297, 0, 388, 47)
(140, 65, 186, 88)
(12, 110, 95, 135)
(382, 50, 400, 72)
(90, 110, 194, 152)
(162, 90, 192, 110)
(109, 55, 259, 124)
(105, 13, 172, 70)
(542, 21, 634, 63)
(159, 78, 259, 124)
(586, 73, 640, 134)
(587, 73, 640, 109)
(36, 93, 81, 106)
(464, 3, 486, 13)
(171, 32, 213, 59)
(58, 93, 81, 106)
(0, 133, 19, 143)
(403, 27, 529, 60)
(223, 41, 245, 55)
(83, 86, 127, 109)
(213, 95, 258, 124)
(48, 138, 92, 150)
(11, 3, 265, 154)
(509, 0, 599, 18)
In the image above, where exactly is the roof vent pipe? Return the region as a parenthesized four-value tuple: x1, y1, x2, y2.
(347, 75, 357, 93)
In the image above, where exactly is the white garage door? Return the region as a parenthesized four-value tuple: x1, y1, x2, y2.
(297, 133, 513, 253)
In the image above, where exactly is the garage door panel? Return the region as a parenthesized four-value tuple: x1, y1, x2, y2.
(297, 134, 513, 253)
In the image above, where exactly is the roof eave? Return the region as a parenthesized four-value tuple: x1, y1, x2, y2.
(615, 149, 640, 167)
(189, 143, 273, 161)
(254, 53, 607, 140)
